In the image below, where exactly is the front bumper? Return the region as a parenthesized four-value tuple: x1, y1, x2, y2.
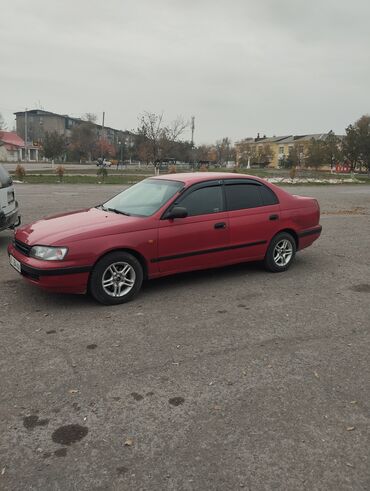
(7, 242, 91, 294)
(0, 202, 20, 231)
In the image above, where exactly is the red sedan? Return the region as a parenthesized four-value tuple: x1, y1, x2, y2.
(8, 173, 322, 305)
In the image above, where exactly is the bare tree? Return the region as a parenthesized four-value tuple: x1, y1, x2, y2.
(83, 113, 97, 123)
(166, 116, 188, 141)
(195, 144, 215, 162)
(137, 112, 165, 164)
(237, 141, 257, 167)
(137, 112, 188, 170)
(0, 112, 7, 131)
(215, 137, 233, 166)
(160, 116, 189, 158)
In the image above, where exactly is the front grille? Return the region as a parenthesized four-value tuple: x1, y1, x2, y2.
(14, 239, 32, 257)
(22, 269, 40, 281)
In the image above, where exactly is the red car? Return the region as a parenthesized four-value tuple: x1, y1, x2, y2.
(8, 173, 321, 305)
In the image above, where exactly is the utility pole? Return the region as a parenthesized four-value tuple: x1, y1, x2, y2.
(101, 111, 105, 159)
(24, 108, 28, 162)
(190, 116, 195, 169)
(191, 116, 195, 147)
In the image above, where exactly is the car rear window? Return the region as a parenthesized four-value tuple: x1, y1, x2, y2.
(225, 182, 279, 211)
(225, 184, 263, 210)
(259, 184, 279, 205)
(0, 165, 12, 188)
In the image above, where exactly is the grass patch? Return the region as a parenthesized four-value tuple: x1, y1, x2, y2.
(10, 168, 154, 176)
(19, 174, 146, 185)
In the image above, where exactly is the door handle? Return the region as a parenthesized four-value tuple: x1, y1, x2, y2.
(214, 222, 226, 229)
(269, 214, 279, 221)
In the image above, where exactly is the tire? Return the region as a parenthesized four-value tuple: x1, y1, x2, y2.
(264, 232, 296, 272)
(89, 251, 143, 305)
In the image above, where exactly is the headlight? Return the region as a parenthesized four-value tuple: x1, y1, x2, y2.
(30, 246, 68, 261)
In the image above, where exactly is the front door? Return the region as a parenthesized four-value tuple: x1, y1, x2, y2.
(157, 182, 230, 274)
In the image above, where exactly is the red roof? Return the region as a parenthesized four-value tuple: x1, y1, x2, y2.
(0, 131, 25, 147)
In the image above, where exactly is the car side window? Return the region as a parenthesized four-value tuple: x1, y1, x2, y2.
(225, 184, 263, 211)
(178, 185, 224, 216)
(259, 184, 279, 205)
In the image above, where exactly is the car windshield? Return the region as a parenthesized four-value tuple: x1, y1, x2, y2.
(102, 178, 184, 217)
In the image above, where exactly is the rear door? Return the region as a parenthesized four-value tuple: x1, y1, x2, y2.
(157, 181, 230, 273)
(224, 179, 281, 261)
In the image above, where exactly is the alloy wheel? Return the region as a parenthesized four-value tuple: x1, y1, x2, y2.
(273, 239, 293, 267)
(102, 262, 136, 297)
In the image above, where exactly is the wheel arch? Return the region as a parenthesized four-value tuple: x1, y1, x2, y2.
(91, 248, 149, 280)
(274, 228, 299, 249)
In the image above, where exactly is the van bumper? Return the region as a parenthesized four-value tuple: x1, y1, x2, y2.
(0, 202, 20, 231)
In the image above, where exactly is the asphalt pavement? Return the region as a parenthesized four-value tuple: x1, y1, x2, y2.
(0, 184, 369, 491)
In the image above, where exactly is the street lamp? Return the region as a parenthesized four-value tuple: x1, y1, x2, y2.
(125, 136, 134, 164)
(118, 140, 124, 164)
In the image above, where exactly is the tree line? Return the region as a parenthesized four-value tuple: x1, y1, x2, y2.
(1, 110, 370, 171)
(27, 111, 237, 166)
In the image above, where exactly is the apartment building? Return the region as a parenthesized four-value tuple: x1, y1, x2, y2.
(236, 133, 333, 168)
(14, 109, 131, 147)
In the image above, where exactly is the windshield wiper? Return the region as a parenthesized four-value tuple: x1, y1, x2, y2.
(96, 204, 131, 216)
(105, 207, 131, 216)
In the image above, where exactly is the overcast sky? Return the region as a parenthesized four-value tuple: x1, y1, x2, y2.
(1, 0, 369, 143)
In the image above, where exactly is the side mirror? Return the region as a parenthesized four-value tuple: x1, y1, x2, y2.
(166, 206, 188, 219)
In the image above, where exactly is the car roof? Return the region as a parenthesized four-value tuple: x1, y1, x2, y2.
(150, 172, 264, 185)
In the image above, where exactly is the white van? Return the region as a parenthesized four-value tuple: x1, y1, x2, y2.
(0, 164, 20, 232)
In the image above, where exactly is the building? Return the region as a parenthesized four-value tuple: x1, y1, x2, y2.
(0, 131, 40, 162)
(235, 134, 289, 168)
(274, 134, 330, 167)
(14, 109, 132, 148)
(235, 133, 335, 168)
(0, 132, 24, 162)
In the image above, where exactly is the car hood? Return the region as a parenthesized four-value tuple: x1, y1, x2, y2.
(16, 208, 150, 246)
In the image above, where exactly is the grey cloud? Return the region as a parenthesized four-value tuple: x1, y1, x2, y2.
(1, 0, 369, 142)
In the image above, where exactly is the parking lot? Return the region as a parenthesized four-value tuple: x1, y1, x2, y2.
(0, 183, 369, 490)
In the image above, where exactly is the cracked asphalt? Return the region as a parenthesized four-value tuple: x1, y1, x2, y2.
(0, 183, 369, 491)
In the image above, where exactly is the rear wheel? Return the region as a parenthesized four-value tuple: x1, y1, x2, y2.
(264, 232, 296, 272)
(89, 251, 143, 305)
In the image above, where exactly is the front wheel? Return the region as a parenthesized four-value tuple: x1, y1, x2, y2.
(89, 251, 143, 305)
(264, 232, 296, 272)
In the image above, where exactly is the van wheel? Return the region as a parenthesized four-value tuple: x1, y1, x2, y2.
(89, 252, 143, 305)
(264, 232, 296, 272)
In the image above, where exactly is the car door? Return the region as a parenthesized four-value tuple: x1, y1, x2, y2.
(224, 179, 281, 261)
(157, 181, 230, 274)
